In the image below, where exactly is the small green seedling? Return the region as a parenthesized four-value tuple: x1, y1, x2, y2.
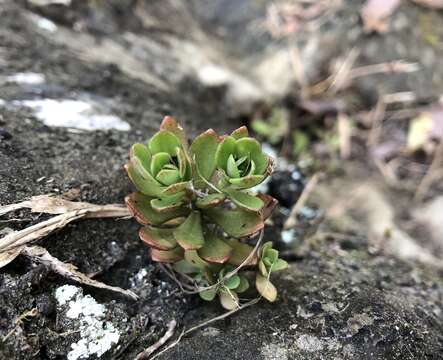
(125, 116, 288, 309)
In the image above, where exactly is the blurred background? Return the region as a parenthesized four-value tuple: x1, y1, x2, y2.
(1, 0, 443, 359)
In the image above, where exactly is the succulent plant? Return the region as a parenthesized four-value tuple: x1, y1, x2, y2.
(125, 116, 287, 309)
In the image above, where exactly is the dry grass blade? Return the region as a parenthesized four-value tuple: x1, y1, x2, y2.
(0, 246, 25, 268)
(0, 211, 86, 253)
(0, 194, 130, 217)
(22, 245, 138, 300)
(0, 195, 131, 254)
(135, 320, 177, 360)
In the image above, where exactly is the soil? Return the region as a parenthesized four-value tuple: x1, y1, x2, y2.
(1, 1, 443, 359)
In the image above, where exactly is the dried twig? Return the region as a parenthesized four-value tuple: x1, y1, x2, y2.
(22, 246, 138, 300)
(0, 195, 137, 299)
(0, 195, 130, 259)
(2, 308, 39, 343)
(135, 320, 177, 360)
(284, 173, 321, 229)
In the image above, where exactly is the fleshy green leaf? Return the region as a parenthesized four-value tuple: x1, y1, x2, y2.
(162, 181, 190, 195)
(235, 137, 269, 175)
(125, 193, 189, 226)
(256, 273, 277, 302)
(150, 192, 186, 212)
(148, 130, 181, 155)
(139, 226, 177, 250)
(150, 152, 171, 177)
(176, 147, 189, 179)
(260, 242, 273, 257)
(224, 275, 241, 289)
(272, 258, 288, 272)
(219, 289, 239, 310)
(227, 154, 240, 178)
(265, 248, 279, 263)
(215, 136, 236, 172)
(225, 189, 264, 212)
(190, 129, 219, 181)
(198, 232, 232, 263)
(199, 287, 217, 301)
(231, 126, 249, 139)
(125, 161, 164, 197)
(150, 247, 184, 263)
(160, 116, 188, 149)
(130, 143, 151, 170)
(155, 168, 181, 186)
(228, 175, 265, 189)
(258, 259, 268, 277)
(173, 211, 205, 250)
(195, 193, 226, 209)
(184, 250, 209, 269)
(227, 239, 258, 266)
(173, 260, 199, 274)
(236, 276, 249, 293)
(204, 208, 264, 238)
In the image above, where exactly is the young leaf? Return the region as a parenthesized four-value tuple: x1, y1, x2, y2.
(236, 276, 250, 293)
(227, 154, 240, 178)
(190, 129, 219, 181)
(139, 226, 177, 250)
(199, 287, 217, 301)
(256, 273, 277, 302)
(225, 189, 264, 212)
(173, 211, 205, 250)
(125, 193, 189, 226)
(150, 152, 171, 176)
(224, 275, 241, 289)
(215, 136, 236, 172)
(258, 259, 268, 277)
(204, 208, 264, 238)
(198, 232, 232, 263)
(219, 289, 239, 310)
(235, 137, 268, 174)
(272, 258, 288, 272)
(150, 247, 184, 263)
(264, 248, 279, 263)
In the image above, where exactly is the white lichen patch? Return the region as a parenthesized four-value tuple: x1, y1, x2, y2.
(55, 285, 121, 360)
(295, 334, 324, 352)
(15, 99, 130, 131)
(55, 285, 81, 306)
(261, 343, 288, 360)
(6, 72, 46, 85)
